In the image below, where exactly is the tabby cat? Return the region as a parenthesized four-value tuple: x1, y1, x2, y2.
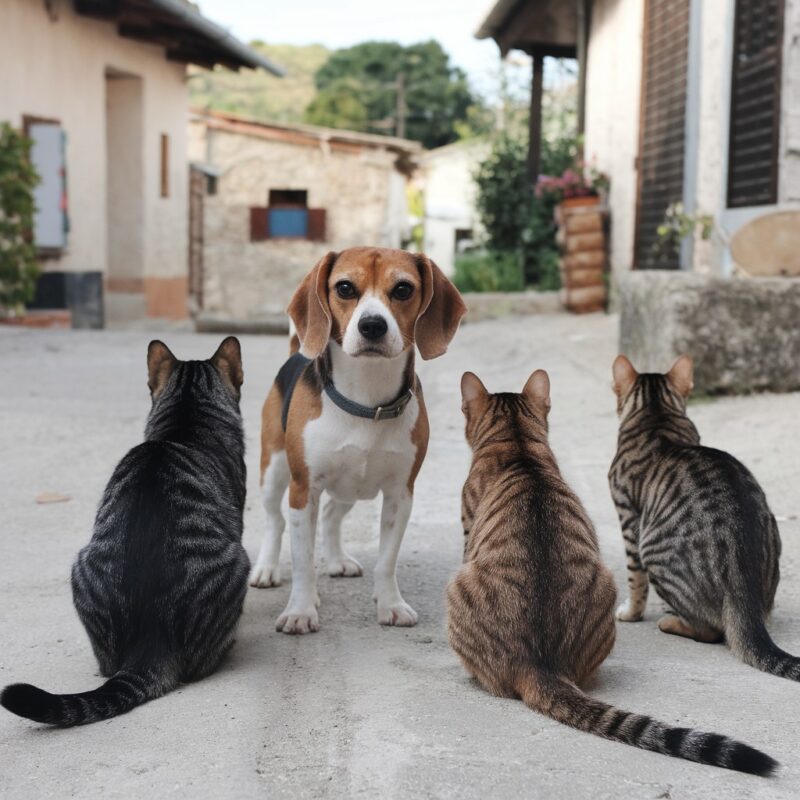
(1, 337, 250, 727)
(610, 354, 797, 680)
(448, 370, 776, 775)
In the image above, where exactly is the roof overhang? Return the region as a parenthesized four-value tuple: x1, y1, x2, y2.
(73, 0, 285, 74)
(475, 0, 577, 57)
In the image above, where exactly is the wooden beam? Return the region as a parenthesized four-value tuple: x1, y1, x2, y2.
(527, 51, 545, 184)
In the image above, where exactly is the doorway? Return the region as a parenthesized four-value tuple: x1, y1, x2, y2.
(104, 69, 145, 321)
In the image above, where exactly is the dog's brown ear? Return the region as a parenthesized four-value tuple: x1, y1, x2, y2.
(147, 340, 177, 398)
(415, 254, 467, 360)
(287, 252, 337, 359)
(211, 336, 244, 397)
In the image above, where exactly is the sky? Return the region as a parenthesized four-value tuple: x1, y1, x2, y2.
(196, 0, 519, 96)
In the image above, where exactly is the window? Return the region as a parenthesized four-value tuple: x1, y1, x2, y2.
(160, 133, 169, 198)
(727, 0, 785, 207)
(268, 189, 309, 238)
(24, 116, 68, 253)
(250, 189, 327, 242)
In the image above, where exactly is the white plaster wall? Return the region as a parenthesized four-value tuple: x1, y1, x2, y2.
(779, 0, 800, 204)
(192, 122, 409, 318)
(106, 76, 144, 281)
(421, 140, 488, 275)
(583, 0, 645, 277)
(0, 0, 187, 279)
(692, 0, 800, 274)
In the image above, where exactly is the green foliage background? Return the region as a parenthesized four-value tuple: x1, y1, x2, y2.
(189, 43, 330, 124)
(305, 40, 484, 147)
(0, 124, 39, 313)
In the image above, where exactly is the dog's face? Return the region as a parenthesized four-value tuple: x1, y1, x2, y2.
(288, 247, 467, 361)
(328, 249, 424, 358)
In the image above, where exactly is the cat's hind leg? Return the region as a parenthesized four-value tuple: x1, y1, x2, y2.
(658, 614, 723, 643)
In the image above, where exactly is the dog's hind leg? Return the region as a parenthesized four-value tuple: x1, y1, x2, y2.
(322, 498, 362, 577)
(250, 450, 290, 588)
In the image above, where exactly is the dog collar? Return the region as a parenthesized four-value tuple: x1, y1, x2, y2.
(323, 381, 415, 422)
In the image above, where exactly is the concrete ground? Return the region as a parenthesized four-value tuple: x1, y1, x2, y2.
(1, 313, 799, 800)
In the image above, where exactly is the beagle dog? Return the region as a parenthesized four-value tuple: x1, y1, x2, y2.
(250, 247, 466, 634)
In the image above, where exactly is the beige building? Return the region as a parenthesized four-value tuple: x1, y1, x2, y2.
(477, 0, 800, 279)
(420, 139, 489, 276)
(187, 110, 421, 322)
(1, 0, 281, 327)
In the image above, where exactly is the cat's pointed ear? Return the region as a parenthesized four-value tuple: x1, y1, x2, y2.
(211, 336, 244, 397)
(612, 355, 638, 399)
(461, 372, 488, 411)
(147, 340, 177, 397)
(523, 369, 551, 416)
(667, 354, 693, 398)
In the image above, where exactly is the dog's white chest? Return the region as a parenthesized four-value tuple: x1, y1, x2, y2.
(304, 395, 418, 503)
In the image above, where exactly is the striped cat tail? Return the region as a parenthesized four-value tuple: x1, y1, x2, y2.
(1, 665, 176, 727)
(726, 608, 800, 681)
(516, 671, 777, 776)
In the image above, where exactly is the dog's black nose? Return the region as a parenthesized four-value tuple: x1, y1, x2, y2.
(358, 315, 388, 341)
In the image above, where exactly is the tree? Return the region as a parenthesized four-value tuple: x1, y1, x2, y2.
(304, 40, 483, 148)
(0, 123, 39, 314)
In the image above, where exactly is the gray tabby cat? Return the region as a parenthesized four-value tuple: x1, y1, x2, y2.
(1, 337, 250, 726)
(609, 354, 797, 680)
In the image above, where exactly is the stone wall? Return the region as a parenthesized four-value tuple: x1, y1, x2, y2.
(618, 272, 800, 394)
(195, 124, 407, 319)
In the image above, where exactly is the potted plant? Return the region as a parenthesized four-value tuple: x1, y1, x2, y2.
(536, 161, 610, 313)
(0, 123, 40, 322)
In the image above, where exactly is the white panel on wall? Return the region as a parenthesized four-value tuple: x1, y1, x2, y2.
(29, 122, 66, 250)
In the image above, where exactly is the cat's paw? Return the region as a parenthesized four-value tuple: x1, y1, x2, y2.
(377, 600, 418, 627)
(326, 554, 363, 578)
(616, 599, 644, 622)
(249, 563, 282, 588)
(276, 606, 319, 635)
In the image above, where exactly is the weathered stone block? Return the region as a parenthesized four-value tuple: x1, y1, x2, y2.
(617, 271, 800, 394)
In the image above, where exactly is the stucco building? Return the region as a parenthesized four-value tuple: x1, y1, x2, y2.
(1, 0, 280, 327)
(419, 139, 489, 277)
(187, 110, 420, 322)
(477, 0, 800, 280)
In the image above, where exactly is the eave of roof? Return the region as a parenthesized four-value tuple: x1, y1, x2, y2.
(192, 109, 423, 156)
(73, 0, 285, 74)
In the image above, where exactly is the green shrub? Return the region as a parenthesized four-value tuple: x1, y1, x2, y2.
(453, 250, 524, 293)
(0, 123, 39, 314)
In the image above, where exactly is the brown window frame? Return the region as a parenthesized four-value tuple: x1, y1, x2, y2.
(160, 133, 169, 198)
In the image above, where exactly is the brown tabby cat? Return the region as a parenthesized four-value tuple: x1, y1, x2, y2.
(448, 370, 776, 776)
(610, 355, 797, 681)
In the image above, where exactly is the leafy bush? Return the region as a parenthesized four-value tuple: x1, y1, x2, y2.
(453, 251, 524, 293)
(0, 123, 39, 314)
(474, 132, 580, 288)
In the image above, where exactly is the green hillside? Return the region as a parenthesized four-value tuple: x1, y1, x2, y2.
(189, 42, 330, 124)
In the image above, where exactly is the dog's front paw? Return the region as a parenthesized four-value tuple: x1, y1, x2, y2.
(377, 600, 418, 627)
(249, 563, 282, 588)
(276, 605, 319, 635)
(616, 599, 644, 622)
(326, 554, 363, 578)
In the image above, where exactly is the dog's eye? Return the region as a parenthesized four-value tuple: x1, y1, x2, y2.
(335, 281, 357, 300)
(392, 282, 413, 301)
